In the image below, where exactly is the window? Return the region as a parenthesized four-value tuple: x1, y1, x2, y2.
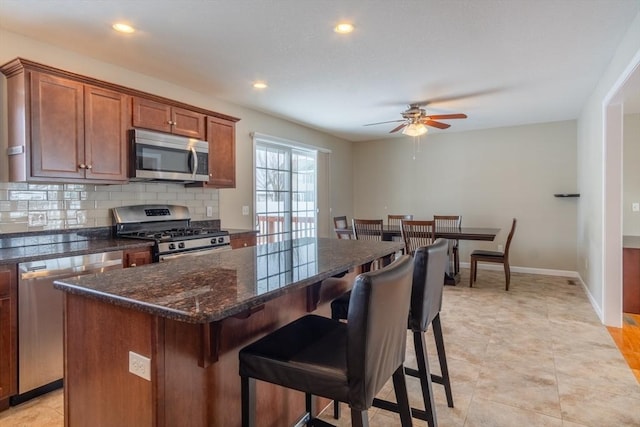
(255, 137, 317, 243)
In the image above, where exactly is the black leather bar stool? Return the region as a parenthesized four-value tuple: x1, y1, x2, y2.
(331, 238, 453, 427)
(239, 255, 415, 427)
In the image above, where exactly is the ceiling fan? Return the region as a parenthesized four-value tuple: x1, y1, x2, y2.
(364, 104, 467, 136)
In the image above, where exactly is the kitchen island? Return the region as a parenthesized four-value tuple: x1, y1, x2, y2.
(54, 237, 403, 426)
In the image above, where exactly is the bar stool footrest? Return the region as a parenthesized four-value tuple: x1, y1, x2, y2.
(372, 397, 429, 422)
(404, 366, 445, 386)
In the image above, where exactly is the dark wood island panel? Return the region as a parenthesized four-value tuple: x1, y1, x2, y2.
(57, 238, 402, 426)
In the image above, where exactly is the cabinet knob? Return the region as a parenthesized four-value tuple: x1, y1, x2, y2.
(243, 243, 247, 247)
(79, 163, 86, 169)
(86, 164, 92, 170)
(130, 263, 137, 267)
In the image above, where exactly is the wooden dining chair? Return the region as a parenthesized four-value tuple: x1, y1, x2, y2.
(333, 215, 354, 239)
(388, 214, 414, 229)
(433, 215, 462, 275)
(401, 220, 435, 256)
(469, 218, 517, 290)
(352, 218, 384, 241)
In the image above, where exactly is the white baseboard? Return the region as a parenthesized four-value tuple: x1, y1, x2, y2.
(459, 262, 580, 278)
(460, 263, 605, 322)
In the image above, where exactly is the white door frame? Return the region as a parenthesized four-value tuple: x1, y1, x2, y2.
(602, 49, 640, 327)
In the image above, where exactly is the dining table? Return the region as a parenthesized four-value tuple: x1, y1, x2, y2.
(335, 225, 501, 284)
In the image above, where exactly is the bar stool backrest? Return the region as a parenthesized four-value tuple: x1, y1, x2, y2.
(409, 238, 449, 332)
(347, 255, 414, 408)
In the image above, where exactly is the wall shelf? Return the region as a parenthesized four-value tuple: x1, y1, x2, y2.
(554, 193, 580, 198)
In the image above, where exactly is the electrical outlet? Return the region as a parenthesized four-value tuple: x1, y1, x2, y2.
(28, 212, 47, 227)
(498, 244, 504, 252)
(206, 206, 213, 217)
(242, 205, 249, 216)
(129, 351, 151, 381)
(633, 202, 640, 212)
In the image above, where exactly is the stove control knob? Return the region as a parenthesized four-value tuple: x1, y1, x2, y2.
(218, 237, 225, 244)
(178, 242, 185, 249)
(211, 238, 217, 244)
(168, 243, 176, 250)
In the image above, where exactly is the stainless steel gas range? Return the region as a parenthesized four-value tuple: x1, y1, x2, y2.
(113, 204, 231, 262)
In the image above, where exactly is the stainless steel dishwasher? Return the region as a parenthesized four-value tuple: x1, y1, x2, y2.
(15, 251, 123, 402)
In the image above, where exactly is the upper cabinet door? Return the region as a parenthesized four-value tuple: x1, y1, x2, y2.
(30, 72, 85, 179)
(207, 116, 236, 188)
(84, 86, 129, 181)
(132, 97, 172, 133)
(132, 97, 205, 140)
(171, 107, 205, 139)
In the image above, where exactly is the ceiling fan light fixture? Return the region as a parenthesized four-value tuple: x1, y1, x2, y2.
(334, 23, 354, 34)
(402, 123, 428, 137)
(112, 22, 135, 33)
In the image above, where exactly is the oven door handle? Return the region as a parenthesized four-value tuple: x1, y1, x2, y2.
(190, 147, 198, 180)
(159, 245, 232, 262)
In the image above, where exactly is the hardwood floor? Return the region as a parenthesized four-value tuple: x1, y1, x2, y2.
(607, 313, 640, 383)
(2, 269, 639, 426)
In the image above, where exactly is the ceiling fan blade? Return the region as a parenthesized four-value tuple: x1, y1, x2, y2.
(426, 113, 467, 120)
(363, 119, 405, 126)
(422, 119, 451, 129)
(390, 123, 408, 133)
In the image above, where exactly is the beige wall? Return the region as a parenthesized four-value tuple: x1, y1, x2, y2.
(353, 120, 578, 271)
(623, 113, 640, 235)
(0, 29, 354, 235)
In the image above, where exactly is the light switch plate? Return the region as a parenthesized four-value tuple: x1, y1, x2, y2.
(633, 202, 640, 212)
(242, 205, 249, 216)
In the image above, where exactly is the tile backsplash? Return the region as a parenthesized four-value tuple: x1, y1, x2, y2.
(0, 181, 219, 234)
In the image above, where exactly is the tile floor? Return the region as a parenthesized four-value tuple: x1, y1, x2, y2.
(2, 269, 639, 426)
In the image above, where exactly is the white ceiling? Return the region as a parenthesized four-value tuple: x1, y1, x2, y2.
(1, 0, 639, 141)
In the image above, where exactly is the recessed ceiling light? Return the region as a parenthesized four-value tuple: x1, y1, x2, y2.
(334, 23, 354, 34)
(112, 22, 135, 34)
(253, 82, 268, 89)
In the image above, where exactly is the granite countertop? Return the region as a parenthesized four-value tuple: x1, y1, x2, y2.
(0, 229, 154, 265)
(54, 237, 404, 324)
(623, 235, 640, 249)
(0, 227, 256, 265)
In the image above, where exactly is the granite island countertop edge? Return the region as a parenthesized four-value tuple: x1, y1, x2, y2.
(52, 239, 405, 324)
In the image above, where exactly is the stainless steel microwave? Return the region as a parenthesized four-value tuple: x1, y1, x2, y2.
(129, 129, 209, 182)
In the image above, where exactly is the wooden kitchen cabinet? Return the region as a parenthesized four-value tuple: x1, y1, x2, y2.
(124, 247, 153, 268)
(0, 266, 17, 410)
(230, 232, 257, 249)
(206, 116, 236, 188)
(0, 59, 128, 183)
(132, 97, 205, 140)
(623, 247, 640, 314)
(2, 58, 240, 184)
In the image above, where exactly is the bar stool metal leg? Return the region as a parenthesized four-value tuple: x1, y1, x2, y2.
(432, 314, 454, 408)
(413, 330, 438, 427)
(241, 375, 255, 427)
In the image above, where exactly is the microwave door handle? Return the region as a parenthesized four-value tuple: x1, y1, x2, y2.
(190, 147, 197, 180)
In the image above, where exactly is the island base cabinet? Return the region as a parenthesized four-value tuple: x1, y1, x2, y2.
(64, 294, 155, 426)
(63, 285, 338, 426)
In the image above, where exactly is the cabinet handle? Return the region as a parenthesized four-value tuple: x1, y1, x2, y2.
(167, 120, 174, 125)
(130, 263, 137, 267)
(79, 163, 86, 169)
